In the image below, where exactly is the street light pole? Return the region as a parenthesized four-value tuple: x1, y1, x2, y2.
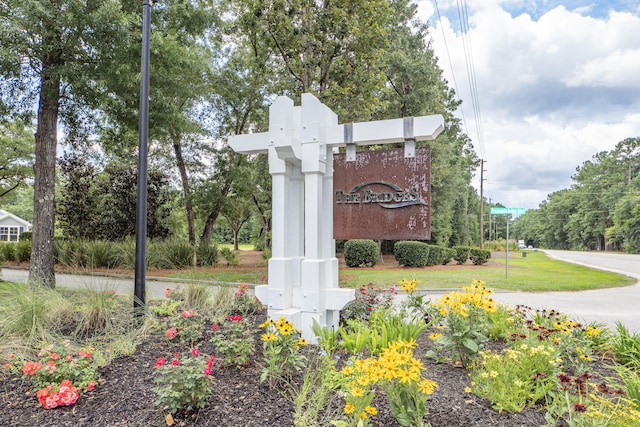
(134, 0, 151, 315)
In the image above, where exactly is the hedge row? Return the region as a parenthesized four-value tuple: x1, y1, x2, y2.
(0, 239, 221, 270)
(392, 241, 490, 267)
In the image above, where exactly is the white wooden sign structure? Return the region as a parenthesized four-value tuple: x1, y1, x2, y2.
(228, 93, 444, 342)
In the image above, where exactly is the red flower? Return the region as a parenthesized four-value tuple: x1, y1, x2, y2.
(203, 367, 212, 375)
(154, 357, 166, 367)
(165, 288, 172, 298)
(212, 324, 219, 331)
(50, 353, 60, 360)
(87, 381, 96, 391)
(171, 359, 180, 366)
(182, 310, 194, 319)
(78, 350, 93, 359)
(191, 348, 200, 357)
(3, 363, 10, 369)
(165, 327, 178, 339)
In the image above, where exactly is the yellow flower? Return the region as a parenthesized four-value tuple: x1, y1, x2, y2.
(297, 338, 309, 346)
(365, 405, 377, 415)
(350, 386, 365, 397)
(261, 332, 277, 342)
(258, 319, 273, 328)
(344, 402, 355, 414)
(429, 332, 443, 341)
(419, 379, 438, 395)
(342, 366, 355, 376)
(464, 386, 472, 393)
(359, 412, 367, 420)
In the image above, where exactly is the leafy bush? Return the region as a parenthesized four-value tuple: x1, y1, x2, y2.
(452, 246, 471, 264)
(0, 242, 16, 262)
(19, 231, 32, 241)
(158, 239, 195, 269)
(343, 239, 379, 267)
(210, 315, 255, 367)
(394, 241, 429, 267)
(220, 247, 238, 266)
(84, 240, 121, 269)
(196, 242, 218, 266)
(15, 240, 31, 262)
(469, 248, 491, 265)
(340, 284, 395, 324)
(153, 349, 215, 415)
(441, 248, 456, 265)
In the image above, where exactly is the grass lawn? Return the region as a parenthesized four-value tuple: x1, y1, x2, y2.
(340, 251, 636, 291)
(166, 250, 636, 292)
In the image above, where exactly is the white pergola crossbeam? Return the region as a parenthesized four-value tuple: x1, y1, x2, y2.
(227, 94, 444, 342)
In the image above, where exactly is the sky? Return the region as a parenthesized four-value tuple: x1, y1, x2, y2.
(414, 0, 640, 210)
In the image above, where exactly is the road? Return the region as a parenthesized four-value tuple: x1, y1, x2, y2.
(3, 249, 640, 332)
(491, 250, 640, 332)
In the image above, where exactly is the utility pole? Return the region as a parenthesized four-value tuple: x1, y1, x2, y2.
(479, 160, 486, 248)
(488, 198, 492, 241)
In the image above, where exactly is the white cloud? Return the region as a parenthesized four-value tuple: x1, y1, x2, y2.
(417, 1, 640, 209)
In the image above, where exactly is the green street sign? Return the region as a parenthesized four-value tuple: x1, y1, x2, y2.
(490, 207, 527, 215)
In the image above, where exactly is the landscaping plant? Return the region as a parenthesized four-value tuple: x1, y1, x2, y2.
(153, 348, 216, 415)
(22, 342, 99, 409)
(259, 317, 308, 387)
(210, 314, 255, 367)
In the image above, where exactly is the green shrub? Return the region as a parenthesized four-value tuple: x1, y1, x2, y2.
(0, 242, 16, 262)
(469, 248, 491, 265)
(84, 240, 120, 269)
(55, 239, 89, 267)
(393, 241, 429, 267)
(452, 246, 471, 264)
(197, 242, 219, 266)
(425, 244, 451, 266)
(15, 240, 31, 263)
(441, 248, 456, 265)
(220, 247, 238, 266)
(343, 239, 379, 267)
(19, 231, 32, 241)
(158, 239, 196, 269)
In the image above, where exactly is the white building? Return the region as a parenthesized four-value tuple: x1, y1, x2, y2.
(0, 209, 32, 242)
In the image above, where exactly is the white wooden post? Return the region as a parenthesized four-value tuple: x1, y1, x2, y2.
(228, 93, 444, 342)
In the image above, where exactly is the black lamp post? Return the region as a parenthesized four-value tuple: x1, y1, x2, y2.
(134, 0, 151, 315)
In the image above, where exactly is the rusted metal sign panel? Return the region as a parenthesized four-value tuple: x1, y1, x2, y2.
(333, 147, 431, 240)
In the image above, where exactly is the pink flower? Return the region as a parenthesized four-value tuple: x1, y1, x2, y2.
(165, 288, 171, 298)
(171, 359, 180, 366)
(203, 367, 212, 375)
(212, 324, 219, 331)
(206, 359, 213, 368)
(87, 381, 95, 391)
(209, 355, 216, 361)
(235, 289, 243, 297)
(182, 310, 194, 319)
(3, 363, 10, 369)
(191, 348, 200, 357)
(154, 357, 166, 367)
(165, 327, 178, 339)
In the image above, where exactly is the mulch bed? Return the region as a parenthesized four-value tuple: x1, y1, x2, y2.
(1, 309, 556, 427)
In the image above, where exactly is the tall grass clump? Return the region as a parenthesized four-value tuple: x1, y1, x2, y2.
(84, 240, 121, 269)
(0, 286, 73, 344)
(197, 242, 219, 266)
(611, 323, 640, 370)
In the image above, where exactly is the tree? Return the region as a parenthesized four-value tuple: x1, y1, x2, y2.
(221, 194, 254, 251)
(1, 0, 136, 287)
(0, 121, 34, 198)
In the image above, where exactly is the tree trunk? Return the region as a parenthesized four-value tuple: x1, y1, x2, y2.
(29, 59, 61, 288)
(173, 140, 196, 244)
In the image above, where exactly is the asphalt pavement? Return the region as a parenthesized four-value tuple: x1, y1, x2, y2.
(3, 249, 639, 332)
